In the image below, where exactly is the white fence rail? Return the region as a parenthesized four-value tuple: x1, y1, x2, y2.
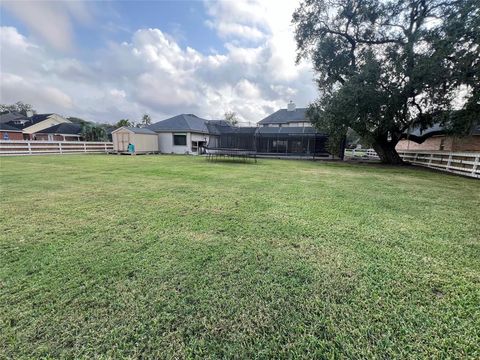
(0, 140, 113, 156)
(397, 150, 479, 179)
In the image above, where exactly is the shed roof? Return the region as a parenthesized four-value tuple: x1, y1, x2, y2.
(258, 108, 308, 124)
(112, 126, 157, 135)
(148, 114, 210, 134)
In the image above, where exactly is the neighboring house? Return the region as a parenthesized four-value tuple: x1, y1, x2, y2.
(0, 112, 30, 129)
(148, 114, 211, 154)
(396, 123, 480, 152)
(257, 101, 311, 128)
(111, 127, 158, 153)
(254, 101, 332, 156)
(0, 123, 24, 140)
(22, 114, 72, 139)
(32, 123, 83, 141)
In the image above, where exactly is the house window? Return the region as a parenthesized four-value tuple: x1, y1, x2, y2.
(173, 134, 187, 146)
(192, 141, 198, 152)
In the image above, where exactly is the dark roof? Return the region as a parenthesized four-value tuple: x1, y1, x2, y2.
(0, 123, 23, 132)
(148, 114, 210, 134)
(37, 123, 82, 135)
(0, 112, 28, 124)
(256, 126, 323, 137)
(258, 108, 308, 124)
(205, 120, 234, 135)
(406, 123, 444, 138)
(403, 122, 480, 142)
(29, 113, 55, 125)
(115, 126, 157, 135)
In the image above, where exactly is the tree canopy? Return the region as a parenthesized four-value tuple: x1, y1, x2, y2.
(141, 114, 152, 127)
(224, 111, 239, 126)
(115, 119, 132, 128)
(0, 102, 37, 116)
(293, 0, 479, 163)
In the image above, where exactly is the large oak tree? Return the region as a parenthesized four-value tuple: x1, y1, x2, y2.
(293, 0, 479, 164)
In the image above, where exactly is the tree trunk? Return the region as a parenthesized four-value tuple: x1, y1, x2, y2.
(372, 141, 404, 165)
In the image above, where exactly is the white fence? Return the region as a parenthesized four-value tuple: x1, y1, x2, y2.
(397, 150, 479, 179)
(0, 140, 113, 156)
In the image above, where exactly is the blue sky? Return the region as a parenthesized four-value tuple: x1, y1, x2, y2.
(0, 0, 316, 124)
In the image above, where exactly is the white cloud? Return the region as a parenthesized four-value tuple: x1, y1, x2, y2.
(1, 73, 73, 109)
(1, 0, 93, 51)
(0, 0, 316, 125)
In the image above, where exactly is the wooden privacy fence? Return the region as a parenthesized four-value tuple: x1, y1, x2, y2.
(397, 150, 479, 179)
(0, 140, 113, 156)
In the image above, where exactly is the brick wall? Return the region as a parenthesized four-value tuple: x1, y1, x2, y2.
(1, 131, 24, 140)
(396, 135, 480, 152)
(452, 136, 480, 152)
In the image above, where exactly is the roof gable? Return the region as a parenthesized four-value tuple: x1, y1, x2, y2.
(112, 126, 157, 135)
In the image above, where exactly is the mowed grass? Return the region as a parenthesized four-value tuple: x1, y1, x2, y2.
(1, 155, 479, 358)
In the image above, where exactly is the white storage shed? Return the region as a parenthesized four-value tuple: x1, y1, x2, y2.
(112, 127, 159, 154)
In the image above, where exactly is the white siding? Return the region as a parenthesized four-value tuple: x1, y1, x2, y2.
(157, 132, 209, 154)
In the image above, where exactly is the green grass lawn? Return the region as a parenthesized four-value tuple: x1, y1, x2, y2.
(1, 155, 479, 358)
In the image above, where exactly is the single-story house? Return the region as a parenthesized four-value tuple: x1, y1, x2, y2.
(147, 114, 211, 154)
(396, 123, 480, 152)
(0, 123, 24, 140)
(111, 126, 159, 153)
(111, 102, 342, 157)
(32, 123, 83, 141)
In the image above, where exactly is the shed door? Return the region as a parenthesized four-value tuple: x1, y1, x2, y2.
(119, 132, 130, 151)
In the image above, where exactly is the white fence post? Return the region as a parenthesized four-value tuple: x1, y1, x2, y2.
(472, 155, 479, 177)
(83, 142, 87, 153)
(428, 153, 433, 167)
(59, 142, 63, 154)
(446, 154, 452, 171)
(27, 141, 32, 155)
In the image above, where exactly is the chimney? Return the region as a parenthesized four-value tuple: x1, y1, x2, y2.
(287, 100, 296, 112)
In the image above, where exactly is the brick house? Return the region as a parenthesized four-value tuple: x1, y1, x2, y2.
(0, 112, 76, 140)
(0, 123, 24, 140)
(396, 123, 480, 152)
(32, 123, 82, 141)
